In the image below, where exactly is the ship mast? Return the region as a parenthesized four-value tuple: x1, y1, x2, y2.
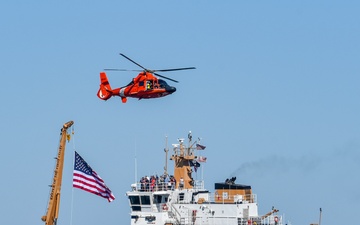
(41, 121, 74, 225)
(164, 136, 169, 175)
(170, 131, 196, 189)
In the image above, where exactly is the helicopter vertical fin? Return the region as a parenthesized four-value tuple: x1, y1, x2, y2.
(97, 72, 113, 100)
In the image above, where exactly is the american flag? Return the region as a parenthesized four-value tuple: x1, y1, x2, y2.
(196, 143, 206, 150)
(198, 156, 207, 162)
(73, 151, 115, 202)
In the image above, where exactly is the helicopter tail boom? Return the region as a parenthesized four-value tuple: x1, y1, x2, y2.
(97, 72, 113, 100)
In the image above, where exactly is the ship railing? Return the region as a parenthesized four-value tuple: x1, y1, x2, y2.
(238, 216, 284, 225)
(208, 193, 257, 204)
(192, 180, 204, 190)
(165, 215, 284, 225)
(133, 181, 176, 192)
(260, 214, 283, 225)
(131, 180, 205, 192)
(168, 201, 182, 224)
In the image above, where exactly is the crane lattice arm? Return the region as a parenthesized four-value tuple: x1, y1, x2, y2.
(41, 121, 74, 225)
(261, 208, 279, 219)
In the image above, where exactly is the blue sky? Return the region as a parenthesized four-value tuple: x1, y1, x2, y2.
(1, 1, 359, 225)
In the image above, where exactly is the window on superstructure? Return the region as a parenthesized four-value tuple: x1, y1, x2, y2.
(179, 193, 184, 201)
(128, 195, 144, 212)
(129, 196, 140, 205)
(153, 194, 170, 204)
(141, 196, 151, 205)
(131, 206, 141, 211)
(153, 195, 162, 204)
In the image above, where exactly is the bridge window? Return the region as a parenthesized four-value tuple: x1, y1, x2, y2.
(128, 195, 152, 212)
(129, 196, 140, 205)
(131, 206, 141, 211)
(153, 194, 169, 204)
(141, 196, 151, 205)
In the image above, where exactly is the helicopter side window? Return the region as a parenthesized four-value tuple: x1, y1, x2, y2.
(139, 81, 144, 86)
(146, 81, 153, 90)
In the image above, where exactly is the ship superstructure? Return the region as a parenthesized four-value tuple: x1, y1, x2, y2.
(126, 133, 284, 225)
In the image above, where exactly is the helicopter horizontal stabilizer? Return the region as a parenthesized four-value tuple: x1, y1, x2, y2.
(97, 72, 112, 100)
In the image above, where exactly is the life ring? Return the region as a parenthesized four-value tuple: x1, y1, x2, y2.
(274, 216, 279, 222)
(162, 204, 168, 211)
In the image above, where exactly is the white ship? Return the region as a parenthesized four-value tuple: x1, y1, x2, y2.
(126, 133, 286, 225)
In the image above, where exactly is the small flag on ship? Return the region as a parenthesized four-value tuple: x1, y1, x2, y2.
(196, 144, 206, 150)
(73, 151, 115, 202)
(198, 156, 207, 162)
(189, 160, 201, 172)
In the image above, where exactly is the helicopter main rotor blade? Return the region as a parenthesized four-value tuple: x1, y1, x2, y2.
(104, 69, 143, 72)
(154, 72, 179, 83)
(154, 67, 196, 72)
(119, 53, 147, 71)
(117, 53, 195, 83)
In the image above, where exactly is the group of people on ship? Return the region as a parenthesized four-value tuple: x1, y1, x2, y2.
(139, 174, 177, 192)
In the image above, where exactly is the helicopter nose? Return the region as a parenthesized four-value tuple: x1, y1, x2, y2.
(166, 86, 176, 93)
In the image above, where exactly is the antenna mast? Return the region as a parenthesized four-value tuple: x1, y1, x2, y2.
(164, 136, 168, 175)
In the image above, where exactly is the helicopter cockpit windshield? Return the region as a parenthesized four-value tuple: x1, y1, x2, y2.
(158, 79, 176, 93)
(158, 79, 169, 89)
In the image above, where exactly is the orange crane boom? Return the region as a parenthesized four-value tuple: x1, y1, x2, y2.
(261, 208, 279, 219)
(41, 121, 74, 225)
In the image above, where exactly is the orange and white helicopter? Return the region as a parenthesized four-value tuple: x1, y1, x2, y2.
(97, 53, 195, 103)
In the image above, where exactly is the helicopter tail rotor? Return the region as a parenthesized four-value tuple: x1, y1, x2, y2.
(97, 72, 113, 101)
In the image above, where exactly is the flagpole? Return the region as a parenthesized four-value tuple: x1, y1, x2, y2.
(70, 151, 75, 225)
(134, 139, 138, 187)
(70, 126, 75, 225)
(202, 162, 204, 183)
(164, 135, 168, 175)
(197, 137, 205, 187)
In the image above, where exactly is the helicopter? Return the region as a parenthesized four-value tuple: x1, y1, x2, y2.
(97, 53, 196, 103)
